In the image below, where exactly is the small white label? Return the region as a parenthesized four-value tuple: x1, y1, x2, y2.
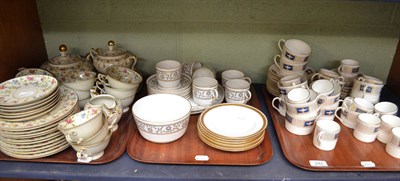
(361, 161, 376, 168)
(195, 155, 209, 161)
(309, 160, 328, 167)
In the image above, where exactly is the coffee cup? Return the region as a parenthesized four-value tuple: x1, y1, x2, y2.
(343, 97, 374, 113)
(335, 106, 360, 129)
(278, 39, 311, 63)
(310, 79, 334, 96)
(324, 80, 342, 105)
(156, 60, 182, 88)
(192, 77, 219, 106)
(285, 87, 311, 104)
(313, 120, 340, 151)
(274, 55, 307, 73)
(97, 66, 142, 90)
(377, 115, 400, 143)
(353, 113, 381, 143)
(224, 79, 251, 104)
(374, 102, 398, 117)
(319, 101, 340, 121)
(285, 91, 326, 117)
(338, 59, 360, 76)
(285, 111, 321, 135)
(221, 70, 252, 87)
(279, 74, 302, 87)
(277, 79, 308, 96)
(386, 127, 400, 158)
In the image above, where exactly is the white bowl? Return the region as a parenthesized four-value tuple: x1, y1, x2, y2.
(132, 94, 191, 143)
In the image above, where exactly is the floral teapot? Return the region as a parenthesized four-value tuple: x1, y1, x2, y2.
(41, 44, 94, 80)
(88, 40, 138, 74)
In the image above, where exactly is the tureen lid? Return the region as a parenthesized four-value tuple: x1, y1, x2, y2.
(96, 40, 129, 57)
(49, 45, 82, 66)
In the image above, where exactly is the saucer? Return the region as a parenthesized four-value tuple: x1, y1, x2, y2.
(147, 74, 191, 96)
(189, 85, 224, 114)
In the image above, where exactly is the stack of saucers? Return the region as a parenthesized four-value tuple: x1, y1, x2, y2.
(197, 104, 268, 152)
(0, 86, 79, 159)
(147, 60, 192, 99)
(266, 64, 281, 97)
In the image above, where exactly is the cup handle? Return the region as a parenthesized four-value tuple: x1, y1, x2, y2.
(334, 107, 344, 123)
(317, 131, 325, 146)
(95, 81, 107, 94)
(211, 89, 219, 100)
(358, 77, 366, 82)
(97, 73, 108, 84)
(66, 131, 83, 144)
(245, 90, 252, 102)
(343, 97, 353, 109)
(337, 76, 345, 82)
(273, 55, 281, 69)
(107, 113, 119, 130)
(129, 55, 138, 69)
(243, 77, 252, 84)
(271, 97, 282, 112)
(310, 73, 320, 82)
(316, 95, 328, 110)
(337, 65, 343, 74)
(278, 39, 285, 52)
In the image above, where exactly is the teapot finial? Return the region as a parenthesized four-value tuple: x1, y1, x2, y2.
(59, 44, 68, 56)
(108, 40, 115, 51)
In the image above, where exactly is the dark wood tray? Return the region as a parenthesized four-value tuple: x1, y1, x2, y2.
(127, 86, 273, 165)
(0, 106, 134, 165)
(264, 90, 400, 171)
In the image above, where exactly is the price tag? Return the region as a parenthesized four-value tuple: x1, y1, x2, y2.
(195, 155, 209, 161)
(309, 160, 328, 167)
(361, 161, 376, 168)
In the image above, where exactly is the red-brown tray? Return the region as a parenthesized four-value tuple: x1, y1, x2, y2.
(264, 89, 400, 171)
(0, 105, 134, 164)
(127, 86, 273, 165)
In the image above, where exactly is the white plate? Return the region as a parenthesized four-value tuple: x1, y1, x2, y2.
(0, 86, 78, 131)
(0, 75, 58, 106)
(147, 74, 191, 95)
(189, 85, 224, 114)
(201, 103, 267, 138)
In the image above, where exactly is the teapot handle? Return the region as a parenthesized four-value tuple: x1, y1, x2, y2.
(86, 48, 98, 63)
(129, 55, 138, 69)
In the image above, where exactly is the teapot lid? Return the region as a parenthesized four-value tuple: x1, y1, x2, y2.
(49, 45, 82, 66)
(96, 40, 128, 57)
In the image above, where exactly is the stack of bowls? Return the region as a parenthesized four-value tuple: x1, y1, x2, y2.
(60, 71, 97, 109)
(132, 94, 191, 143)
(197, 104, 268, 152)
(0, 86, 79, 159)
(351, 75, 384, 104)
(58, 107, 113, 163)
(147, 60, 192, 99)
(96, 66, 142, 112)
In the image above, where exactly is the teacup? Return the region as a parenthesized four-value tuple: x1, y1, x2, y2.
(84, 94, 123, 132)
(386, 127, 400, 158)
(274, 55, 308, 73)
(359, 75, 384, 85)
(192, 67, 215, 79)
(182, 61, 202, 76)
(313, 119, 340, 151)
(284, 90, 327, 118)
(285, 111, 321, 135)
(319, 101, 340, 121)
(272, 95, 286, 116)
(279, 74, 302, 87)
(314, 68, 345, 82)
(343, 97, 374, 113)
(156, 60, 182, 88)
(285, 87, 311, 104)
(96, 81, 137, 99)
(221, 70, 252, 87)
(192, 77, 219, 106)
(277, 79, 308, 95)
(310, 79, 334, 96)
(338, 59, 360, 76)
(98, 66, 142, 90)
(335, 106, 360, 129)
(71, 130, 112, 163)
(71, 120, 111, 146)
(60, 71, 96, 91)
(353, 113, 381, 143)
(377, 115, 400, 143)
(58, 108, 104, 144)
(324, 80, 342, 105)
(224, 79, 251, 104)
(374, 102, 398, 117)
(278, 39, 311, 63)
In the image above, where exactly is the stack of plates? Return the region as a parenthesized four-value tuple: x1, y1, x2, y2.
(266, 64, 281, 97)
(0, 86, 78, 159)
(197, 104, 268, 152)
(146, 74, 192, 99)
(0, 75, 59, 122)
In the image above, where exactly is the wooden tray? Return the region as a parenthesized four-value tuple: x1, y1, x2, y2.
(264, 90, 400, 171)
(0, 106, 134, 165)
(127, 86, 273, 165)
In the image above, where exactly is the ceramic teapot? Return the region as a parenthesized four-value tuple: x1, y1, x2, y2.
(88, 40, 138, 74)
(41, 44, 94, 80)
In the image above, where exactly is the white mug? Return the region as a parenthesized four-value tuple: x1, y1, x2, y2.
(338, 59, 360, 75)
(285, 91, 326, 117)
(278, 39, 311, 63)
(377, 115, 400, 143)
(334, 106, 360, 129)
(156, 60, 182, 88)
(313, 120, 340, 151)
(353, 113, 381, 143)
(386, 127, 400, 159)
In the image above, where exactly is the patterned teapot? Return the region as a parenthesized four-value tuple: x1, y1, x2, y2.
(88, 40, 138, 74)
(41, 44, 94, 80)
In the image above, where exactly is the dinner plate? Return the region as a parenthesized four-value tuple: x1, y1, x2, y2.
(0, 138, 67, 154)
(189, 85, 224, 114)
(0, 142, 69, 159)
(0, 126, 59, 139)
(201, 103, 267, 138)
(0, 75, 58, 106)
(0, 131, 63, 145)
(0, 86, 78, 131)
(0, 134, 65, 149)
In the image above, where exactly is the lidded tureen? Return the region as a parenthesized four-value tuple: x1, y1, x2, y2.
(41, 44, 94, 80)
(88, 40, 138, 74)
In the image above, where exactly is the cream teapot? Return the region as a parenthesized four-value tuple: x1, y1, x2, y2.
(41, 44, 94, 80)
(88, 40, 138, 74)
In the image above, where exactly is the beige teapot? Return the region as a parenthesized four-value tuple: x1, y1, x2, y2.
(41, 44, 94, 80)
(88, 40, 138, 74)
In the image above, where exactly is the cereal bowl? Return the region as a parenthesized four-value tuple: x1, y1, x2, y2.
(132, 94, 191, 143)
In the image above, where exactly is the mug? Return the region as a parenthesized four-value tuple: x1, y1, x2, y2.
(192, 77, 219, 106)
(278, 39, 311, 63)
(334, 106, 360, 129)
(338, 59, 360, 75)
(277, 79, 308, 96)
(318, 101, 340, 121)
(224, 79, 251, 104)
(313, 120, 340, 151)
(386, 127, 400, 159)
(377, 115, 400, 143)
(343, 97, 374, 113)
(353, 113, 381, 143)
(285, 91, 327, 117)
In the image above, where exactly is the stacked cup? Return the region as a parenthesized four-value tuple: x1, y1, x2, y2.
(310, 79, 341, 121)
(335, 97, 374, 129)
(273, 74, 308, 116)
(58, 107, 114, 163)
(374, 102, 399, 143)
(386, 127, 400, 158)
(275, 39, 312, 77)
(96, 66, 142, 113)
(351, 75, 384, 104)
(221, 70, 252, 104)
(60, 71, 97, 109)
(337, 59, 362, 99)
(313, 119, 341, 151)
(273, 87, 326, 135)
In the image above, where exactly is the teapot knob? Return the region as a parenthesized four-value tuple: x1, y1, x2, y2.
(59, 44, 68, 56)
(108, 40, 115, 51)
